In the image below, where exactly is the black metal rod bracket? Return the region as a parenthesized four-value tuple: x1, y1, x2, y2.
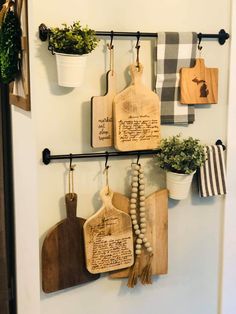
(38, 24, 230, 45)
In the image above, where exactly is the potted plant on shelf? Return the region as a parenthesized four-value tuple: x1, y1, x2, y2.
(48, 21, 99, 87)
(155, 135, 206, 200)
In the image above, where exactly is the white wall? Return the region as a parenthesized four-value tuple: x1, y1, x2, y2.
(11, 1, 231, 314)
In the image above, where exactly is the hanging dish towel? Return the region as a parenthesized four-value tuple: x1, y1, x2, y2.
(198, 145, 227, 197)
(156, 32, 197, 125)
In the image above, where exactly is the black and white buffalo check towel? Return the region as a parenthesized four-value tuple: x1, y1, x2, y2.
(198, 145, 227, 197)
(156, 32, 197, 125)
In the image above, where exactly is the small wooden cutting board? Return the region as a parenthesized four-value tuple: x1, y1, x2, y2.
(42, 194, 100, 293)
(110, 189, 168, 279)
(113, 64, 161, 151)
(180, 58, 218, 104)
(83, 186, 134, 274)
(91, 71, 116, 148)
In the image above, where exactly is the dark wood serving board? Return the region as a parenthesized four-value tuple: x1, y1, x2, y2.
(42, 194, 99, 293)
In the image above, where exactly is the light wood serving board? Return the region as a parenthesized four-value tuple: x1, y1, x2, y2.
(180, 58, 218, 104)
(110, 189, 168, 279)
(42, 194, 100, 293)
(91, 71, 116, 148)
(83, 186, 134, 274)
(113, 64, 161, 151)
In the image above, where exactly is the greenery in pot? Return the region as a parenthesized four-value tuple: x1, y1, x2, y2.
(48, 21, 99, 55)
(156, 134, 206, 174)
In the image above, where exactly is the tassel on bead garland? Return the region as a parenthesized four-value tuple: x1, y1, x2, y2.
(127, 255, 140, 288)
(140, 253, 153, 285)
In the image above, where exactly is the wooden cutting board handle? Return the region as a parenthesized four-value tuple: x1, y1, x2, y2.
(130, 64, 143, 85)
(65, 193, 77, 218)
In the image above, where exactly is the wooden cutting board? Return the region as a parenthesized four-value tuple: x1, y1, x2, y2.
(83, 186, 134, 274)
(110, 189, 168, 279)
(91, 70, 116, 148)
(42, 194, 100, 293)
(180, 58, 218, 104)
(113, 64, 161, 151)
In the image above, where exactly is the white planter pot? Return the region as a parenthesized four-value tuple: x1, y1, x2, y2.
(55, 53, 87, 87)
(166, 171, 195, 200)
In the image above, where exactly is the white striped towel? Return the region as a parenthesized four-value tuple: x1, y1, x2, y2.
(198, 145, 226, 197)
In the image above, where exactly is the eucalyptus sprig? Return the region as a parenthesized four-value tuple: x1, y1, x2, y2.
(156, 134, 206, 174)
(48, 21, 99, 55)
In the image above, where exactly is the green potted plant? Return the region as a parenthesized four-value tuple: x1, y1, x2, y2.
(48, 21, 99, 87)
(156, 134, 206, 200)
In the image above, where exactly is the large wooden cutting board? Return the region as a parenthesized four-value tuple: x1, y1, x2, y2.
(83, 186, 134, 274)
(110, 189, 168, 279)
(113, 64, 161, 151)
(180, 58, 218, 104)
(91, 71, 116, 148)
(42, 194, 100, 293)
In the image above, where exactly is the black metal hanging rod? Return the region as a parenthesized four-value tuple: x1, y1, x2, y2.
(42, 139, 226, 165)
(38, 24, 229, 45)
(42, 148, 161, 165)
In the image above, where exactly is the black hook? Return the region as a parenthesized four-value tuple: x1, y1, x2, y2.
(135, 31, 141, 68)
(107, 30, 114, 50)
(105, 151, 110, 169)
(198, 34, 203, 51)
(69, 154, 74, 171)
(136, 153, 140, 165)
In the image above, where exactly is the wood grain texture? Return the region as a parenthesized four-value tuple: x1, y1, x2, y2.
(83, 187, 134, 274)
(91, 71, 116, 148)
(110, 189, 168, 279)
(113, 64, 161, 151)
(180, 58, 218, 104)
(42, 194, 99, 293)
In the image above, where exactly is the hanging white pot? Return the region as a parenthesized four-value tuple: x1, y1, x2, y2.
(55, 53, 87, 87)
(166, 171, 196, 200)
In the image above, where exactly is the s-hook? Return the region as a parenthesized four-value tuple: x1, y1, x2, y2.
(135, 31, 141, 68)
(103, 152, 110, 194)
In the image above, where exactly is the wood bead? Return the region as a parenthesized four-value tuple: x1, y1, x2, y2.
(133, 165, 140, 170)
(141, 228, 146, 233)
(132, 176, 138, 182)
(147, 247, 153, 253)
(139, 201, 145, 207)
(139, 179, 145, 185)
(132, 187, 138, 193)
(142, 237, 147, 243)
(139, 174, 144, 179)
(132, 219, 138, 225)
(140, 223, 146, 228)
(140, 196, 145, 201)
(136, 238, 142, 244)
(136, 244, 142, 249)
(130, 209, 136, 215)
(140, 207, 145, 212)
(135, 229, 141, 235)
(144, 242, 150, 248)
(133, 224, 139, 230)
(131, 214, 137, 220)
(140, 218, 146, 223)
(131, 193, 137, 198)
(139, 184, 145, 190)
(130, 198, 137, 204)
(130, 204, 136, 209)
(139, 191, 145, 196)
(135, 249, 142, 255)
(140, 212, 145, 218)
(138, 233, 144, 239)
(132, 170, 139, 176)
(132, 182, 138, 187)
(139, 168, 144, 174)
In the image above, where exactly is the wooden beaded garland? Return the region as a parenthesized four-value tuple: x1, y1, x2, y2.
(129, 163, 153, 259)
